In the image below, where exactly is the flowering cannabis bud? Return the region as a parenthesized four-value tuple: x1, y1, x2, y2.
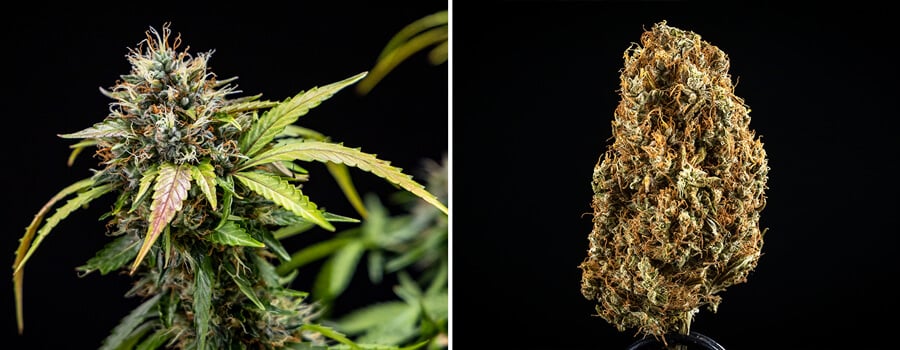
(579, 21, 769, 340)
(14, 23, 447, 349)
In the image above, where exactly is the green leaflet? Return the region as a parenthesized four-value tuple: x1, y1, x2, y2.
(427, 41, 449, 65)
(327, 161, 368, 219)
(136, 328, 175, 350)
(319, 240, 365, 302)
(131, 163, 192, 275)
(190, 161, 218, 210)
(76, 233, 141, 276)
(253, 254, 292, 288)
(258, 229, 291, 262)
(273, 222, 316, 240)
(326, 340, 429, 350)
(238, 72, 367, 158)
(208, 221, 265, 248)
(384, 229, 445, 273)
(13, 178, 96, 333)
(218, 96, 278, 114)
(279, 125, 327, 140)
(354, 307, 419, 347)
(13, 178, 101, 334)
(105, 189, 130, 219)
(231, 273, 267, 311)
(300, 324, 360, 350)
(240, 140, 448, 215)
(356, 11, 450, 95)
(58, 119, 131, 139)
(234, 171, 333, 231)
(424, 259, 448, 297)
(66, 139, 97, 166)
(376, 11, 447, 61)
(112, 322, 157, 350)
(15, 183, 114, 274)
(224, 261, 267, 311)
(333, 301, 410, 335)
(130, 165, 159, 213)
(367, 250, 384, 284)
(215, 175, 236, 230)
(99, 294, 161, 350)
(193, 255, 214, 350)
(276, 236, 356, 276)
(285, 343, 328, 350)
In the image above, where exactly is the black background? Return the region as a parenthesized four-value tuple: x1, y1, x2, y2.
(453, 1, 898, 350)
(2, 2, 448, 349)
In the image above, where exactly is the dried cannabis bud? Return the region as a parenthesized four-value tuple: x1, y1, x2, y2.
(579, 21, 769, 339)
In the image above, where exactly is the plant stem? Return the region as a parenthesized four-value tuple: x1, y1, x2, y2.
(671, 312, 693, 350)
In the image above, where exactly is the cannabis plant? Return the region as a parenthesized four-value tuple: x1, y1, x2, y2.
(277, 156, 448, 349)
(579, 21, 769, 344)
(13, 24, 447, 350)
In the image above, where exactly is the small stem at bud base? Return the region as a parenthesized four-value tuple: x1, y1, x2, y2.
(674, 313, 692, 350)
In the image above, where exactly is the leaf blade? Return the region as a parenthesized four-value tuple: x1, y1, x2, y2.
(242, 141, 447, 215)
(300, 323, 360, 350)
(58, 119, 132, 139)
(99, 294, 161, 350)
(193, 255, 214, 350)
(239, 72, 367, 157)
(76, 233, 141, 276)
(325, 240, 365, 300)
(130, 165, 159, 212)
(190, 161, 218, 210)
(13, 178, 95, 333)
(15, 183, 114, 274)
(234, 171, 333, 231)
(207, 221, 265, 248)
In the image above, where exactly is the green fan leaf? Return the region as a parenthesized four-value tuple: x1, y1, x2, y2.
(76, 233, 141, 276)
(240, 140, 447, 215)
(15, 183, 114, 274)
(99, 294, 161, 350)
(13, 178, 96, 333)
(131, 163, 192, 275)
(239, 72, 367, 157)
(190, 161, 218, 210)
(208, 221, 265, 248)
(234, 171, 333, 231)
(58, 119, 132, 139)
